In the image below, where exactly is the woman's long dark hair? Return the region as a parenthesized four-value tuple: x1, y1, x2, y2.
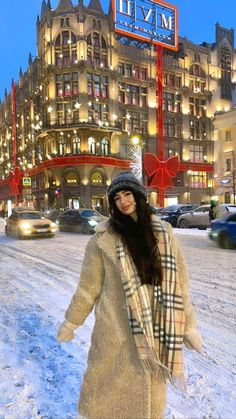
(110, 191, 163, 286)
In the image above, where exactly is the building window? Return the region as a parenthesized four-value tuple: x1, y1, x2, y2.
(91, 171, 104, 185)
(88, 137, 96, 154)
(88, 102, 108, 125)
(225, 158, 232, 172)
(119, 110, 147, 133)
(225, 131, 231, 141)
(54, 30, 77, 66)
(189, 171, 207, 188)
(56, 73, 78, 98)
(189, 64, 205, 78)
(87, 32, 107, 68)
(118, 83, 147, 107)
(220, 46, 232, 100)
(72, 136, 80, 154)
(164, 116, 182, 138)
(65, 171, 79, 184)
(189, 145, 204, 162)
(87, 73, 108, 98)
(189, 118, 207, 140)
(189, 97, 206, 117)
(59, 138, 66, 155)
(164, 73, 182, 88)
(164, 92, 182, 113)
(56, 102, 80, 125)
(101, 138, 109, 156)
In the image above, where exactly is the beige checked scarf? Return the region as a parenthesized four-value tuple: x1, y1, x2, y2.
(117, 217, 186, 384)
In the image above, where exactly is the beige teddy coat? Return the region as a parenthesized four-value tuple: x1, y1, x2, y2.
(65, 217, 196, 419)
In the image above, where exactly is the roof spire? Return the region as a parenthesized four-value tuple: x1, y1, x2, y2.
(87, 0, 104, 14)
(41, 0, 47, 19)
(56, 0, 73, 10)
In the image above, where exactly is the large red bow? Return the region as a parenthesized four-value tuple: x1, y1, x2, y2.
(9, 166, 23, 196)
(144, 153, 179, 189)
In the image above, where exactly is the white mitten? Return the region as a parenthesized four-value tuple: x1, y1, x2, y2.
(184, 329, 202, 353)
(57, 320, 78, 342)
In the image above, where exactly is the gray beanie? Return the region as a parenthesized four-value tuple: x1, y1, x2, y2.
(107, 171, 147, 204)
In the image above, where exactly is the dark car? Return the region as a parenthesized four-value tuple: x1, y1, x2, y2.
(57, 208, 106, 234)
(209, 212, 236, 249)
(159, 204, 198, 227)
(42, 209, 64, 222)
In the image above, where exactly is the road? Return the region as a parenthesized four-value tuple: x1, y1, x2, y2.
(0, 219, 235, 418)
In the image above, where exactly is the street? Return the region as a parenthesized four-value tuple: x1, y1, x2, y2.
(0, 219, 235, 419)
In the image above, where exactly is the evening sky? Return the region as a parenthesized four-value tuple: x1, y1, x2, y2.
(0, 0, 236, 100)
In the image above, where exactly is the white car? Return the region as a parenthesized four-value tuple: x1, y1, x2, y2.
(177, 204, 236, 229)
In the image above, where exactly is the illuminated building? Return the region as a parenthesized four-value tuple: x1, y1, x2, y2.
(0, 1, 236, 210)
(214, 109, 236, 204)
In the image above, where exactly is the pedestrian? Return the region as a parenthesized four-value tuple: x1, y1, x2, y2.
(57, 171, 201, 419)
(1, 202, 7, 218)
(209, 200, 216, 221)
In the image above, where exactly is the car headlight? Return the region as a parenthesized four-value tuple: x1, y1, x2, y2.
(21, 222, 31, 230)
(50, 222, 56, 227)
(88, 220, 98, 227)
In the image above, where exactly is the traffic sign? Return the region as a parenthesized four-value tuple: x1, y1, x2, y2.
(23, 177, 31, 186)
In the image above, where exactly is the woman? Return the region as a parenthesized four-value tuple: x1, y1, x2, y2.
(57, 171, 201, 419)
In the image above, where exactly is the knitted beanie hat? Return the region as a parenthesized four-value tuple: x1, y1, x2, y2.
(107, 171, 147, 205)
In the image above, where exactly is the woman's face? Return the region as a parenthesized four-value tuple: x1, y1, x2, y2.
(114, 190, 137, 220)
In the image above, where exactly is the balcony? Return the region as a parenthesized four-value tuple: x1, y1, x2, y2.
(38, 117, 122, 133)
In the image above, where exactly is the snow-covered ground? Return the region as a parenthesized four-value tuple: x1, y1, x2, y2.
(0, 218, 235, 419)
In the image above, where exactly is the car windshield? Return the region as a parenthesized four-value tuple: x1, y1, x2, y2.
(18, 212, 42, 219)
(79, 209, 100, 218)
(163, 205, 180, 212)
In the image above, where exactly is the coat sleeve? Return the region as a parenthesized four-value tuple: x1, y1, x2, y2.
(65, 236, 104, 326)
(165, 223, 197, 334)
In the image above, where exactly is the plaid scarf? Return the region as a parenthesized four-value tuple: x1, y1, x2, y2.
(117, 218, 185, 384)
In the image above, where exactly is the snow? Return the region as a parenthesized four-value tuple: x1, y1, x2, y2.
(0, 218, 235, 419)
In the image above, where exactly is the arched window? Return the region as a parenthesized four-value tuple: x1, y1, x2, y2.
(90, 171, 104, 185)
(87, 32, 107, 68)
(101, 138, 109, 156)
(88, 137, 96, 154)
(101, 36, 106, 49)
(59, 138, 66, 155)
(54, 30, 77, 66)
(65, 171, 79, 185)
(189, 64, 205, 78)
(72, 135, 80, 154)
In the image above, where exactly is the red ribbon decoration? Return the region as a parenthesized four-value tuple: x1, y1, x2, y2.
(9, 166, 23, 197)
(144, 153, 180, 189)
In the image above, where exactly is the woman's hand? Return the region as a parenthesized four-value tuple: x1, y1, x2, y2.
(183, 329, 202, 353)
(57, 320, 78, 342)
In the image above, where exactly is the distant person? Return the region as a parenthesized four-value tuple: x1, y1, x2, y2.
(209, 200, 223, 221)
(1, 202, 7, 218)
(57, 171, 201, 419)
(209, 200, 216, 221)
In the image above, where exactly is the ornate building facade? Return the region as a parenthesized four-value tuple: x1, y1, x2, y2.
(214, 109, 236, 204)
(0, 0, 236, 211)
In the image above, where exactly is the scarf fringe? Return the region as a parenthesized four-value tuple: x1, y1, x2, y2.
(140, 348, 186, 391)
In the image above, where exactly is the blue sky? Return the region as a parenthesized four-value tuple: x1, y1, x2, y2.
(1, 0, 236, 100)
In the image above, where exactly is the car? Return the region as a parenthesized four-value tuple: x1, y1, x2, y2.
(152, 207, 165, 215)
(177, 204, 236, 229)
(41, 209, 64, 222)
(57, 208, 107, 234)
(5, 209, 58, 239)
(159, 204, 198, 227)
(209, 212, 236, 249)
